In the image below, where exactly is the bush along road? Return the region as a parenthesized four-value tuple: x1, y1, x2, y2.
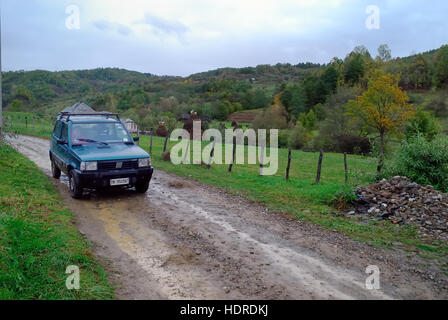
(3, 134, 448, 299)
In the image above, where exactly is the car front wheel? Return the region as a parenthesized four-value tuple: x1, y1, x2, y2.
(69, 170, 83, 199)
(51, 159, 61, 179)
(135, 180, 150, 193)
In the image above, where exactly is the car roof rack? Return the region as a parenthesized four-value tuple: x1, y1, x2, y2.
(57, 112, 121, 121)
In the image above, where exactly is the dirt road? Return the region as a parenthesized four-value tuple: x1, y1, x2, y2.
(6, 134, 447, 299)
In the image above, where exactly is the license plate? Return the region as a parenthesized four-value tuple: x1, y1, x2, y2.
(110, 178, 130, 186)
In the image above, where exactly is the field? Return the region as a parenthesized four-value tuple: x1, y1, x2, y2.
(5, 111, 448, 261)
(0, 143, 114, 299)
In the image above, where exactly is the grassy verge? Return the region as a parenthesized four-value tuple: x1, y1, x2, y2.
(4, 113, 448, 267)
(0, 144, 114, 300)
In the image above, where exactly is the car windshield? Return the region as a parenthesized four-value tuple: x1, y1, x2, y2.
(71, 122, 133, 145)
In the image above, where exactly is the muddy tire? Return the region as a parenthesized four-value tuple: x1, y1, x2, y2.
(69, 170, 83, 199)
(135, 180, 150, 193)
(51, 160, 61, 179)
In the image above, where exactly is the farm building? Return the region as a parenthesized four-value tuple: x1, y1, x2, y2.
(123, 119, 138, 133)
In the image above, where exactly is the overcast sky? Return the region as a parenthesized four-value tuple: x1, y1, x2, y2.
(2, 0, 447, 76)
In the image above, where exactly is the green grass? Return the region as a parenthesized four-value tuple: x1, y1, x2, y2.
(0, 144, 114, 300)
(3, 112, 54, 138)
(4, 112, 448, 266)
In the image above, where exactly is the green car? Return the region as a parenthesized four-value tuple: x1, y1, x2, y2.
(49, 112, 154, 199)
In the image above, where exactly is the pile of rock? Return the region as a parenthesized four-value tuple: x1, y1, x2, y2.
(348, 176, 448, 241)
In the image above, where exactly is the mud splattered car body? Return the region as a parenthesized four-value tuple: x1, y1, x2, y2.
(49, 112, 153, 198)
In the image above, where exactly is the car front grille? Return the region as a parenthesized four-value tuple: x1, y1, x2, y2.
(98, 160, 139, 171)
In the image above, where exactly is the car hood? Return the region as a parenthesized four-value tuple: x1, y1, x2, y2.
(72, 143, 150, 161)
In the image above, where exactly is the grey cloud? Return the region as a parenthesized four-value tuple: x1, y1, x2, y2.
(138, 13, 188, 36)
(2, 0, 448, 76)
(93, 20, 132, 36)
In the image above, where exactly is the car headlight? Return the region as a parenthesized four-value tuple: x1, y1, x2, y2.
(138, 158, 151, 167)
(80, 161, 98, 171)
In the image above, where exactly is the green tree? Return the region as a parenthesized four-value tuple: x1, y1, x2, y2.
(299, 109, 317, 131)
(377, 44, 392, 62)
(409, 55, 431, 89)
(216, 101, 230, 121)
(434, 45, 448, 89)
(321, 66, 339, 94)
(281, 84, 306, 119)
(288, 122, 312, 150)
(347, 73, 414, 172)
(344, 54, 365, 85)
(8, 99, 26, 112)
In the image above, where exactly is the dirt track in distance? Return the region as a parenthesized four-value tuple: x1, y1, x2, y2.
(6, 134, 448, 300)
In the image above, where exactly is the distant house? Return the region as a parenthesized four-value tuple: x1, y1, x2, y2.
(61, 102, 97, 114)
(179, 113, 191, 121)
(178, 111, 211, 123)
(123, 119, 138, 133)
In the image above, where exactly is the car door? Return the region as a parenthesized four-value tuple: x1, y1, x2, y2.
(59, 122, 70, 173)
(52, 121, 69, 173)
(51, 120, 64, 169)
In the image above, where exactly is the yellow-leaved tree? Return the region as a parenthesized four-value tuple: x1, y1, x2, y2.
(347, 73, 415, 172)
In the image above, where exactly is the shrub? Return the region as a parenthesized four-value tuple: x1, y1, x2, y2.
(405, 109, 441, 141)
(252, 104, 288, 130)
(384, 135, 448, 192)
(288, 122, 312, 150)
(298, 109, 317, 131)
(334, 135, 372, 155)
(278, 130, 289, 148)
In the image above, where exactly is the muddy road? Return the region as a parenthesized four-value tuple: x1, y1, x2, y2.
(6, 134, 447, 299)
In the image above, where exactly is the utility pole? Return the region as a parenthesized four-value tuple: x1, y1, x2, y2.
(0, 8, 3, 138)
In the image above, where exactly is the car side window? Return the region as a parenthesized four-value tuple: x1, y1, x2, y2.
(53, 121, 62, 139)
(61, 123, 68, 142)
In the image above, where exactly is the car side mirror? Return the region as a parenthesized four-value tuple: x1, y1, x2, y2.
(57, 139, 67, 145)
(133, 137, 140, 142)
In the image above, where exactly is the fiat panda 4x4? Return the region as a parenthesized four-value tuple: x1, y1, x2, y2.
(49, 112, 153, 198)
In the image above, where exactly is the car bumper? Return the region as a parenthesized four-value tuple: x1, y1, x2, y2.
(73, 166, 154, 189)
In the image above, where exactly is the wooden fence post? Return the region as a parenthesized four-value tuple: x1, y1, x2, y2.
(344, 152, 348, 184)
(182, 138, 190, 163)
(315, 150, 324, 184)
(228, 138, 236, 172)
(259, 144, 265, 176)
(136, 128, 140, 145)
(286, 149, 292, 181)
(33, 118, 35, 130)
(25, 117, 28, 129)
(163, 133, 169, 153)
(149, 130, 153, 154)
(207, 139, 216, 169)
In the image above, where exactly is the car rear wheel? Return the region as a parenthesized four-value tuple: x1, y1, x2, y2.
(51, 159, 61, 179)
(69, 170, 83, 199)
(135, 180, 150, 193)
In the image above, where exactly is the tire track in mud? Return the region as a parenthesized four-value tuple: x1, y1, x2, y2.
(5, 134, 446, 300)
